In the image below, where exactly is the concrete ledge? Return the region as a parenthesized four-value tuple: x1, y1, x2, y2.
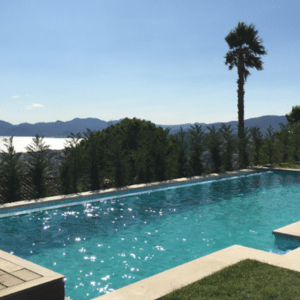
(251, 165, 300, 172)
(92, 244, 300, 300)
(0, 250, 65, 300)
(273, 220, 300, 240)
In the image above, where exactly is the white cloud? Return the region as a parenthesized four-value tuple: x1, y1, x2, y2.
(25, 94, 31, 97)
(12, 95, 19, 99)
(26, 103, 44, 110)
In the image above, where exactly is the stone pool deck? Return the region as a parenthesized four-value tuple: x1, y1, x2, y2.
(1, 166, 300, 299)
(0, 249, 65, 300)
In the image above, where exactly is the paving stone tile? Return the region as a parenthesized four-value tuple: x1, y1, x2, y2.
(0, 274, 24, 287)
(12, 268, 42, 281)
(0, 283, 6, 290)
(0, 269, 6, 275)
(0, 258, 22, 272)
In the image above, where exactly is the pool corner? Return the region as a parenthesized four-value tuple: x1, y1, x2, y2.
(0, 250, 65, 300)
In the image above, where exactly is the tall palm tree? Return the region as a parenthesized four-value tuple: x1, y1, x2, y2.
(224, 21, 267, 168)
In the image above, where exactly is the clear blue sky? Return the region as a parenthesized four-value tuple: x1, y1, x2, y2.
(1, 0, 299, 126)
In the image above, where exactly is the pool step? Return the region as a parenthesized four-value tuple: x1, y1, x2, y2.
(0, 250, 65, 300)
(94, 220, 300, 300)
(272, 220, 300, 240)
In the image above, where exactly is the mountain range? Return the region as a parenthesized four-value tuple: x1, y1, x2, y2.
(0, 115, 289, 138)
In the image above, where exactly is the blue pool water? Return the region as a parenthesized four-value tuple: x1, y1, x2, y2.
(1, 170, 300, 300)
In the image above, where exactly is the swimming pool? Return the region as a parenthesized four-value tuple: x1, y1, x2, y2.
(1, 170, 300, 300)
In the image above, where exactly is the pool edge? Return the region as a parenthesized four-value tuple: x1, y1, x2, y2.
(1, 165, 300, 300)
(0, 168, 262, 214)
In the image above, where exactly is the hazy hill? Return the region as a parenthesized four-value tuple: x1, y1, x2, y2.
(0, 115, 288, 138)
(160, 115, 289, 137)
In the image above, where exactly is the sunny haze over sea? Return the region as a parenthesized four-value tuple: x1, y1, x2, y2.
(0, 136, 83, 153)
(1, 1, 299, 127)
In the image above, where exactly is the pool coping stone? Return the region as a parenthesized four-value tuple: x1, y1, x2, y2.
(0, 250, 65, 300)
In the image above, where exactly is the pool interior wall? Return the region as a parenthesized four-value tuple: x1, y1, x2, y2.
(1, 166, 300, 300)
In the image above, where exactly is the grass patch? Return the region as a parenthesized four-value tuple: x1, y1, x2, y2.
(158, 259, 300, 300)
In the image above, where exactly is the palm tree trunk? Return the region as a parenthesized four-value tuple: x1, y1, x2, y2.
(237, 53, 248, 169)
(237, 54, 245, 139)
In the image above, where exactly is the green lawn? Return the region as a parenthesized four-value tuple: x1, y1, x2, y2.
(158, 259, 300, 300)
